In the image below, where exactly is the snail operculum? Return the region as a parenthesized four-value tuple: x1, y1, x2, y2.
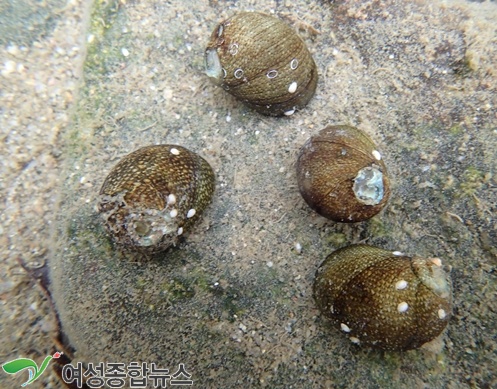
(205, 46, 224, 83)
(352, 164, 385, 205)
(412, 257, 452, 299)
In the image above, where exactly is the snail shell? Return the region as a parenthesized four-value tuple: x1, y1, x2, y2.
(205, 12, 318, 116)
(296, 125, 390, 222)
(313, 244, 452, 351)
(98, 145, 215, 254)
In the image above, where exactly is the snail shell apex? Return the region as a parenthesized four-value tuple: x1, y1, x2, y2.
(98, 145, 215, 254)
(297, 125, 390, 222)
(313, 244, 452, 351)
(205, 12, 318, 116)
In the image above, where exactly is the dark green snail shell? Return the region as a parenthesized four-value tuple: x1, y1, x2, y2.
(296, 125, 390, 222)
(205, 12, 318, 116)
(98, 145, 215, 254)
(313, 244, 453, 351)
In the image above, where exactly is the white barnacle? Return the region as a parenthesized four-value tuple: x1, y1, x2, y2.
(187, 209, 196, 218)
(177, 227, 184, 235)
(170, 148, 180, 155)
(395, 280, 408, 290)
(229, 43, 239, 56)
(284, 108, 295, 116)
(288, 81, 298, 94)
(167, 194, 176, 205)
(290, 58, 299, 70)
(234, 68, 244, 79)
(397, 302, 409, 313)
(170, 209, 178, 218)
(340, 323, 351, 333)
(372, 150, 382, 161)
(438, 309, 447, 319)
(349, 337, 360, 344)
(266, 70, 278, 79)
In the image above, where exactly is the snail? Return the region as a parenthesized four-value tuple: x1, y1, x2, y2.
(205, 12, 318, 116)
(313, 244, 452, 351)
(296, 125, 390, 222)
(98, 145, 215, 254)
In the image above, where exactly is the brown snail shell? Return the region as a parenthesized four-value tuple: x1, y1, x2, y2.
(313, 244, 452, 351)
(296, 125, 390, 222)
(205, 12, 318, 116)
(98, 145, 215, 254)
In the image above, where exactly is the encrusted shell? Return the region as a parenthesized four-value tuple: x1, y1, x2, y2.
(313, 244, 452, 351)
(205, 12, 318, 116)
(98, 145, 215, 254)
(296, 125, 390, 222)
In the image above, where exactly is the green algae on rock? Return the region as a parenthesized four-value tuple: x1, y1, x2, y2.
(98, 145, 215, 254)
(314, 244, 452, 351)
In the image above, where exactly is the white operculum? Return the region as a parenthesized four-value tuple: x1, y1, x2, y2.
(205, 48, 223, 83)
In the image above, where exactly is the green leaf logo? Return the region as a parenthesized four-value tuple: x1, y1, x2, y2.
(2, 352, 62, 387)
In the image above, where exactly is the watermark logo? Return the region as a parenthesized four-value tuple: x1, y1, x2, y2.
(1, 351, 62, 387)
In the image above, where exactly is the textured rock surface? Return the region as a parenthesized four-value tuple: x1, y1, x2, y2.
(2, 0, 496, 388)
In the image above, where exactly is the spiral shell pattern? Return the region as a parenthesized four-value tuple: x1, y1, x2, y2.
(297, 125, 390, 222)
(205, 12, 318, 116)
(313, 244, 452, 351)
(98, 145, 215, 254)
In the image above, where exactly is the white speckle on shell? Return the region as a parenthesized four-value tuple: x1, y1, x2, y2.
(170, 209, 178, 218)
(177, 227, 183, 235)
(350, 337, 360, 344)
(121, 48, 129, 57)
(392, 251, 404, 256)
(167, 194, 176, 205)
(397, 302, 409, 313)
(284, 108, 295, 116)
(170, 148, 180, 155)
(288, 81, 298, 94)
(340, 323, 351, 333)
(395, 280, 408, 290)
(187, 209, 196, 218)
(438, 309, 447, 319)
(372, 150, 382, 161)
